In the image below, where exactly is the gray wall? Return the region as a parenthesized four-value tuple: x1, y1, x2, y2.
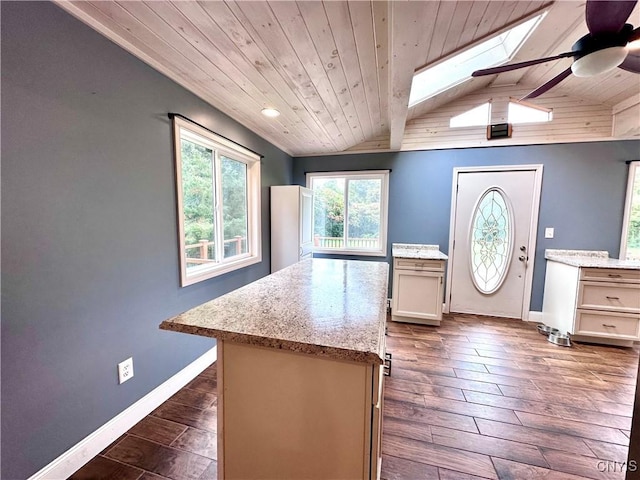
(1, 2, 292, 478)
(293, 141, 640, 311)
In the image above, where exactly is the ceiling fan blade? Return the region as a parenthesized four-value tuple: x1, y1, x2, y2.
(630, 26, 640, 42)
(586, 0, 637, 35)
(471, 52, 574, 77)
(520, 67, 573, 100)
(619, 53, 640, 73)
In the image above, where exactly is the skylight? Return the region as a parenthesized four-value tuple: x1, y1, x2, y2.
(409, 13, 546, 107)
(450, 102, 491, 128)
(508, 101, 552, 124)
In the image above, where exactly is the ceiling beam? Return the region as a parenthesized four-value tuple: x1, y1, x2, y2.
(388, 1, 434, 150)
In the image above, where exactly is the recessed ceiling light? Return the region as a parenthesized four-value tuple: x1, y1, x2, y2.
(261, 108, 280, 118)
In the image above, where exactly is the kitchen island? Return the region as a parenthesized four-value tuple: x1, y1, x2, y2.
(543, 249, 640, 346)
(161, 259, 389, 480)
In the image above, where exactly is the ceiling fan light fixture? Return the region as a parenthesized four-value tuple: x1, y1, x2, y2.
(571, 46, 628, 77)
(261, 108, 280, 118)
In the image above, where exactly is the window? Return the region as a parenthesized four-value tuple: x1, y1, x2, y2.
(508, 100, 552, 124)
(621, 161, 640, 260)
(307, 171, 389, 256)
(450, 102, 492, 128)
(173, 116, 261, 286)
(409, 13, 546, 107)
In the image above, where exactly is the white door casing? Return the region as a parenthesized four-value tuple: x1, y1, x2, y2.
(446, 165, 543, 319)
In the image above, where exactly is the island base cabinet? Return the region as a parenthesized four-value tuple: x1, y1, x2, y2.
(217, 340, 383, 479)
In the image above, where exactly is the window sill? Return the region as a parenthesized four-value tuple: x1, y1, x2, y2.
(181, 254, 261, 287)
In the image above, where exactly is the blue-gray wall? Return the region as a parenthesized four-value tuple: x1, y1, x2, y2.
(1, 2, 292, 478)
(293, 141, 640, 310)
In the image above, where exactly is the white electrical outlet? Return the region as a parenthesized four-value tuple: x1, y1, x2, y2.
(545, 227, 554, 239)
(118, 357, 134, 384)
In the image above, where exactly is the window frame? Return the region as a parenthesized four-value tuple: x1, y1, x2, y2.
(173, 116, 261, 287)
(306, 170, 390, 257)
(507, 99, 553, 124)
(620, 161, 640, 260)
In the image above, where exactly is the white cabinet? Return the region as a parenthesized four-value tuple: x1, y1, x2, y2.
(392, 258, 445, 325)
(543, 262, 640, 346)
(217, 340, 385, 479)
(270, 186, 313, 273)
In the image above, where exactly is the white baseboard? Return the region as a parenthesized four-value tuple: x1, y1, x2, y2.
(28, 346, 217, 480)
(526, 311, 544, 323)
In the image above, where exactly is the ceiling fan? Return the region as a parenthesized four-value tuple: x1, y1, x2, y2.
(472, 0, 640, 100)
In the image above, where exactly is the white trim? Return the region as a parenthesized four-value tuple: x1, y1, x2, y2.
(445, 164, 543, 320)
(527, 311, 545, 323)
(306, 170, 390, 257)
(173, 116, 262, 287)
(620, 161, 639, 260)
(28, 347, 217, 480)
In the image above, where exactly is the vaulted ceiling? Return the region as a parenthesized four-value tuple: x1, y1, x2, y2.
(56, 1, 640, 156)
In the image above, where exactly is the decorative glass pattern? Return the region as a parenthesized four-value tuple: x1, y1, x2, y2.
(470, 188, 513, 293)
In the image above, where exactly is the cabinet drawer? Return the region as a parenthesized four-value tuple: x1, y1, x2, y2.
(578, 281, 640, 313)
(580, 268, 640, 284)
(394, 258, 444, 271)
(576, 310, 640, 340)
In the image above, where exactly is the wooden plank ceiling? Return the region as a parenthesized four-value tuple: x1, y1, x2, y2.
(56, 1, 640, 156)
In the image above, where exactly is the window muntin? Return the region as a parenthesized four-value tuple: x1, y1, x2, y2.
(307, 171, 389, 256)
(409, 13, 546, 107)
(508, 101, 553, 124)
(174, 117, 261, 286)
(450, 102, 492, 128)
(621, 161, 640, 260)
(469, 188, 514, 294)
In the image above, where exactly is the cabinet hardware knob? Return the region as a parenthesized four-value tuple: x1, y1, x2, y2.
(605, 296, 620, 300)
(519, 255, 526, 262)
(602, 324, 616, 328)
(520, 245, 527, 252)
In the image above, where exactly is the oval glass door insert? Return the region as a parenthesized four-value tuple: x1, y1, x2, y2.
(469, 187, 514, 294)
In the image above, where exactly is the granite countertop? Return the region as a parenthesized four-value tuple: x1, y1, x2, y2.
(392, 243, 448, 260)
(545, 249, 640, 269)
(160, 259, 389, 364)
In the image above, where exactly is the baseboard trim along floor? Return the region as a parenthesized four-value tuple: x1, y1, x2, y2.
(28, 346, 217, 480)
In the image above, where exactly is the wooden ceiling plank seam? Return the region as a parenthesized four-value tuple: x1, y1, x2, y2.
(119, 0, 306, 143)
(424, 1, 457, 67)
(156, 1, 319, 149)
(484, 1, 519, 43)
(347, 1, 383, 137)
(440, 1, 474, 62)
(227, 0, 349, 152)
(415, 0, 442, 70)
(266, 1, 359, 149)
(171, 1, 328, 148)
(372, 0, 390, 139)
(388, 1, 437, 149)
(196, 1, 337, 152)
(295, 1, 367, 145)
(455, 1, 491, 51)
(473, 1, 508, 41)
(579, 73, 638, 105)
(322, 1, 375, 140)
(75, 1, 298, 154)
(252, 0, 353, 152)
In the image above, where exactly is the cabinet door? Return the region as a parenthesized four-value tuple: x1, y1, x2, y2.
(393, 269, 443, 321)
(300, 187, 314, 257)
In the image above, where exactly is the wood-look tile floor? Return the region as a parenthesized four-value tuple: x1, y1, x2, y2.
(71, 314, 639, 480)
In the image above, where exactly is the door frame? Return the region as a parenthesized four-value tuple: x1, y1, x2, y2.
(444, 164, 544, 320)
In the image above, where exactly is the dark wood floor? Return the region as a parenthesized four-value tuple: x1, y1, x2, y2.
(71, 314, 639, 480)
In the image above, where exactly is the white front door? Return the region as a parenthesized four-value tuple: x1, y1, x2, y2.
(448, 166, 542, 319)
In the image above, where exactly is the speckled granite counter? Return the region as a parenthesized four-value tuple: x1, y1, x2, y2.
(545, 249, 640, 269)
(392, 243, 448, 260)
(160, 259, 389, 364)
